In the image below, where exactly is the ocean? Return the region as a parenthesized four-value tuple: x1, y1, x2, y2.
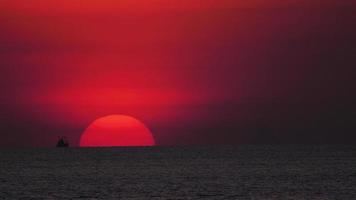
(0, 146, 355, 199)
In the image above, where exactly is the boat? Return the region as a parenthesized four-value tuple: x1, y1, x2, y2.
(56, 137, 69, 147)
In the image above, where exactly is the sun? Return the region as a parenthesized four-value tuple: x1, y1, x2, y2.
(79, 115, 155, 147)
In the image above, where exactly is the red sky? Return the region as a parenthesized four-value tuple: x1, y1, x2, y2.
(0, 0, 355, 146)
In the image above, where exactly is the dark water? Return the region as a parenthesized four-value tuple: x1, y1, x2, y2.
(0, 146, 355, 199)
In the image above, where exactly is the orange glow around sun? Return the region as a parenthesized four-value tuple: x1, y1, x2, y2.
(80, 115, 155, 147)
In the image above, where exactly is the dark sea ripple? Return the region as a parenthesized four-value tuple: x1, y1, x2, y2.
(0, 146, 355, 199)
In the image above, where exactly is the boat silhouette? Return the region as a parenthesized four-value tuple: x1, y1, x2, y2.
(56, 137, 69, 147)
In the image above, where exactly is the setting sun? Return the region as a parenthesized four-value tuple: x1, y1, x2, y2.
(80, 115, 155, 147)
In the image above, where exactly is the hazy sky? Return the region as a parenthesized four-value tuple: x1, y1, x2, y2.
(0, 0, 355, 146)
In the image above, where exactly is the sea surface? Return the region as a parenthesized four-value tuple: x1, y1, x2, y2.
(0, 146, 355, 199)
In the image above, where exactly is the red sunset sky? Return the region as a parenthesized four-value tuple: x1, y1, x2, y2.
(0, 0, 355, 146)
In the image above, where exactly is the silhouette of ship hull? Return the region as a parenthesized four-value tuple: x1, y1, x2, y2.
(56, 143, 69, 147)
